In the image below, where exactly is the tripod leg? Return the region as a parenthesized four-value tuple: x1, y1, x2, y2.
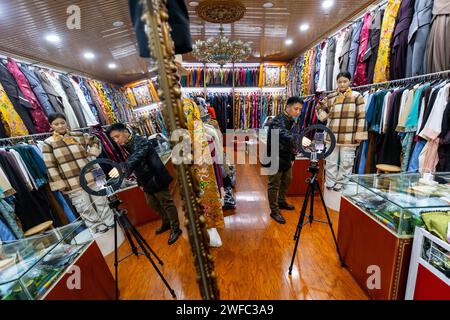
(128, 226, 176, 298)
(289, 182, 312, 275)
(315, 180, 344, 266)
(309, 181, 315, 226)
(294, 183, 311, 241)
(117, 217, 139, 257)
(123, 214, 164, 266)
(114, 215, 119, 300)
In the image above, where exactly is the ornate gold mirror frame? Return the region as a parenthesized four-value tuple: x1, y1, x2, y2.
(141, 0, 220, 300)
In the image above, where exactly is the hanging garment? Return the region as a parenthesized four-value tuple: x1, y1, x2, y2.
(390, 0, 415, 80)
(317, 41, 328, 92)
(339, 26, 353, 73)
(5, 58, 50, 133)
(373, 0, 402, 83)
(325, 37, 337, 91)
(354, 12, 373, 86)
(364, 8, 385, 84)
(333, 31, 347, 88)
(309, 47, 319, 94)
(348, 20, 363, 80)
(59, 74, 88, 128)
(19, 65, 54, 116)
(424, 1, 450, 73)
(0, 62, 36, 133)
(406, 0, 433, 77)
(0, 83, 29, 137)
(44, 71, 80, 128)
(85, 79, 108, 125)
(183, 98, 224, 229)
(34, 69, 65, 115)
(437, 100, 450, 172)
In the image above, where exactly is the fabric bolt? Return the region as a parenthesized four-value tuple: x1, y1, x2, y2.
(406, 0, 433, 77)
(18, 65, 54, 116)
(339, 26, 353, 73)
(0, 82, 29, 137)
(0, 62, 36, 133)
(424, 1, 450, 73)
(34, 69, 65, 115)
(353, 12, 373, 86)
(364, 8, 385, 84)
(5, 58, 50, 133)
(325, 37, 337, 91)
(348, 19, 363, 79)
(59, 74, 88, 127)
(373, 0, 402, 83)
(390, 0, 415, 80)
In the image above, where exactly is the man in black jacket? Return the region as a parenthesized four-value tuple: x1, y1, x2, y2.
(265, 97, 302, 224)
(107, 123, 182, 245)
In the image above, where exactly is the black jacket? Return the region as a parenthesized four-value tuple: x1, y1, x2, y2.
(123, 134, 173, 194)
(263, 113, 296, 172)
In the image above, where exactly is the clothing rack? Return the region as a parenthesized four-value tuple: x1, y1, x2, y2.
(300, 70, 450, 99)
(0, 124, 112, 143)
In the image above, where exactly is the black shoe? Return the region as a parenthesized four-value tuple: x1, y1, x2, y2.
(278, 202, 295, 210)
(168, 229, 182, 245)
(155, 224, 171, 235)
(270, 212, 286, 224)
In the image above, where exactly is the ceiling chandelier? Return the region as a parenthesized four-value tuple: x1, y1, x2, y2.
(192, 25, 252, 66)
(192, 0, 252, 66)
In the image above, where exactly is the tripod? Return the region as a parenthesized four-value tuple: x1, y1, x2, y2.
(108, 195, 176, 299)
(288, 160, 344, 275)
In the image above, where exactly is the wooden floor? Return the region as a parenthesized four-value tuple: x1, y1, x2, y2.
(104, 162, 369, 300)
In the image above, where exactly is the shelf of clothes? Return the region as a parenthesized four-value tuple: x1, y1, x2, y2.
(131, 105, 168, 138)
(354, 76, 450, 174)
(287, 0, 450, 97)
(0, 126, 127, 242)
(0, 57, 134, 138)
(234, 92, 287, 130)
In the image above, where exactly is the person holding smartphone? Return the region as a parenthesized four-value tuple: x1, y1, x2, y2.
(316, 71, 367, 192)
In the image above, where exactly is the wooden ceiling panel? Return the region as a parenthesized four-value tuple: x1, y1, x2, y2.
(0, 0, 379, 84)
(183, 0, 380, 62)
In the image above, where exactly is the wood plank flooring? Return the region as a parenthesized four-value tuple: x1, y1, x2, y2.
(104, 162, 369, 300)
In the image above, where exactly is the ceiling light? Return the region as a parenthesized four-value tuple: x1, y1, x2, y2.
(189, 1, 199, 6)
(300, 24, 310, 32)
(113, 21, 124, 27)
(285, 39, 293, 46)
(45, 34, 61, 43)
(263, 2, 274, 8)
(322, 0, 334, 9)
(108, 63, 117, 69)
(83, 52, 95, 60)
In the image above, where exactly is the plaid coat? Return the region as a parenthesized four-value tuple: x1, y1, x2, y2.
(316, 88, 368, 145)
(42, 132, 101, 192)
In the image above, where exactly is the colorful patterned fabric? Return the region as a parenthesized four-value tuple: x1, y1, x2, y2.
(0, 83, 29, 137)
(183, 98, 224, 229)
(373, 0, 402, 83)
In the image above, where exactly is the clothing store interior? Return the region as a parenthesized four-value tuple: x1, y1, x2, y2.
(0, 0, 449, 301)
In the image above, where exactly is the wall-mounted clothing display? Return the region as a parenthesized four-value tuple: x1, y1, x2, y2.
(287, 0, 448, 94)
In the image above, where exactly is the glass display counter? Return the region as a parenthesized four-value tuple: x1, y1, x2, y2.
(0, 219, 93, 300)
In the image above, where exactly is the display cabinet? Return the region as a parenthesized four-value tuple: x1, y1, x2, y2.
(338, 172, 450, 300)
(406, 227, 450, 300)
(0, 219, 93, 300)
